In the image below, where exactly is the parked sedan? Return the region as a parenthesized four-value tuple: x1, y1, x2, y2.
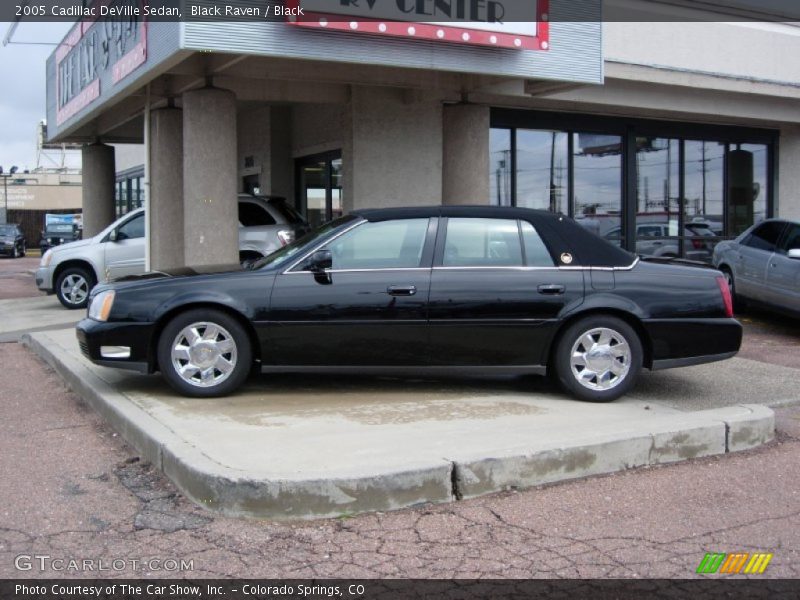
(76, 207, 741, 402)
(713, 218, 800, 316)
(0, 224, 26, 258)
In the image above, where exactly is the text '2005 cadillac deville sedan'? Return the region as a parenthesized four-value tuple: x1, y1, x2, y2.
(76, 206, 741, 402)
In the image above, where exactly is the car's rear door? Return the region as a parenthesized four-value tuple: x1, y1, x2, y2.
(266, 217, 436, 366)
(765, 223, 800, 312)
(428, 217, 583, 367)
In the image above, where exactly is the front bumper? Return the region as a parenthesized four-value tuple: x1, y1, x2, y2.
(35, 266, 54, 291)
(644, 317, 742, 370)
(0, 244, 16, 256)
(76, 318, 157, 374)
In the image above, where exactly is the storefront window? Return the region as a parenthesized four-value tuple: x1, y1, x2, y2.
(489, 111, 774, 258)
(573, 133, 623, 241)
(728, 143, 768, 237)
(634, 138, 681, 259)
(516, 129, 568, 213)
(489, 129, 512, 206)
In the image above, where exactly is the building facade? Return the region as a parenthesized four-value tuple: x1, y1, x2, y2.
(44, 0, 800, 269)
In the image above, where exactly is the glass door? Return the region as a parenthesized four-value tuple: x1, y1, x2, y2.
(296, 151, 343, 229)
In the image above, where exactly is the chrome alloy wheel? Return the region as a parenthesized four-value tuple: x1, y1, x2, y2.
(60, 274, 89, 306)
(170, 322, 238, 388)
(569, 327, 632, 391)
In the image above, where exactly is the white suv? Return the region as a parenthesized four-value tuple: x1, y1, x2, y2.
(35, 195, 308, 309)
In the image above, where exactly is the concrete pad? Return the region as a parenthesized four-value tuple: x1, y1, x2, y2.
(0, 295, 82, 342)
(23, 327, 778, 521)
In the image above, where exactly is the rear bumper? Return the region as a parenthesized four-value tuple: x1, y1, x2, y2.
(643, 317, 742, 370)
(76, 318, 156, 373)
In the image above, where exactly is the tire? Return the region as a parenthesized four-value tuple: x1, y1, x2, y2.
(157, 308, 252, 398)
(20, 244, 26, 257)
(239, 251, 263, 269)
(11, 244, 19, 259)
(553, 315, 643, 403)
(719, 266, 743, 312)
(55, 266, 94, 309)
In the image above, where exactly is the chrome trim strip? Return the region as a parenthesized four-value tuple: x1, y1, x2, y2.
(285, 267, 431, 275)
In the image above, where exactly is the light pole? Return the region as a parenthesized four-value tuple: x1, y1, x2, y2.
(0, 165, 18, 224)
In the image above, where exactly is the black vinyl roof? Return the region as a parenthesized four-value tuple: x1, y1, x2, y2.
(352, 205, 635, 268)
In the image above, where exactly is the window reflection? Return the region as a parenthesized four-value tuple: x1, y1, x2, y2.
(490, 129, 512, 206)
(573, 133, 622, 241)
(516, 130, 568, 213)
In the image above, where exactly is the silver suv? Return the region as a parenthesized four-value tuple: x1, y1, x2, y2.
(35, 195, 308, 309)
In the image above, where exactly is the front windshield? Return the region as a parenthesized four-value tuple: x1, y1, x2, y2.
(0, 225, 16, 235)
(250, 215, 359, 270)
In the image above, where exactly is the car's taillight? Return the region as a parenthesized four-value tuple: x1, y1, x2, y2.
(716, 275, 734, 318)
(277, 230, 294, 247)
(692, 238, 704, 249)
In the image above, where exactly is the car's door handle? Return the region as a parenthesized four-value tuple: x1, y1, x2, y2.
(538, 284, 566, 295)
(387, 285, 417, 296)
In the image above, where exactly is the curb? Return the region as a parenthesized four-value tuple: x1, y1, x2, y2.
(23, 330, 775, 521)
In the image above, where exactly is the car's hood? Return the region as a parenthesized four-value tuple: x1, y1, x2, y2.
(46, 238, 94, 253)
(113, 263, 244, 283)
(0, 235, 16, 241)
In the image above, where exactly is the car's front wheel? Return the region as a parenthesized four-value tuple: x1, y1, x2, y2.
(554, 315, 643, 402)
(55, 267, 94, 309)
(157, 309, 252, 397)
(719, 266, 742, 311)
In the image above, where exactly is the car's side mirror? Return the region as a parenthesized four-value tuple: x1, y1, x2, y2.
(308, 249, 333, 273)
(788, 248, 800, 260)
(108, 229, 118, 242)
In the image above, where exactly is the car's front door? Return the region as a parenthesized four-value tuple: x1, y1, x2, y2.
(736, 221, 787, 300)
(428, 217, 584, 367)
(765, 223, 800, 312)
(104, 213, 146, 282)
(266, 217, 435, 366)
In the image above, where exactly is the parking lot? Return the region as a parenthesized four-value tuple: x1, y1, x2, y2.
(1, 255, 798, 577)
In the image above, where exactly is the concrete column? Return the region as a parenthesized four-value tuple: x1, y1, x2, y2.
(778, 125, 800, 221)
(81, 143, 116, 237)
(182, 87, 238, 266)
(442, 104, 490, 205)
(149, 107, 184, 270)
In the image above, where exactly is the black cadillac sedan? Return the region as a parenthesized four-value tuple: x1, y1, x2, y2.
(77, 206, 741, 402)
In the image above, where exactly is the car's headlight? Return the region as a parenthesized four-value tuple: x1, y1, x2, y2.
(40, 250, 53, 267)
(88, 290, 116, 322)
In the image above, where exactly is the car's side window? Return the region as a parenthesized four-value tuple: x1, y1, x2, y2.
(520, 221, 555, 267)
(117, 214, 144, 240)
(325, 218, 429, 270)
(239, 202, 276, 227)
(443, 218, 523, 267)
(744, 222, 785, 252)
(779, 225, 800, 253)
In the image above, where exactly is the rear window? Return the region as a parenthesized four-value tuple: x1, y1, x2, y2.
(268, 198, 305, 224)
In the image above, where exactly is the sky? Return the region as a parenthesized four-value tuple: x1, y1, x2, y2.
(0, 21, 76, 171)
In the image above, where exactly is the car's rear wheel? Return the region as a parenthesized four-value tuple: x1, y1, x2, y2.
(157, 309, 252, 398)
(55, 267, 94, 309)
(554, 315, 642, 402)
